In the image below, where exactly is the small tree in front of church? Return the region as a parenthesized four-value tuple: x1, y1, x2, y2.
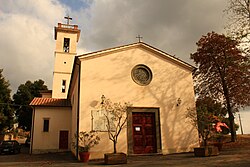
(186, 97, 230, 147)
(101, 98, 132, 154)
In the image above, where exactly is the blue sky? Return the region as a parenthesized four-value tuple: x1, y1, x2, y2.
(59, 0, 92, 11)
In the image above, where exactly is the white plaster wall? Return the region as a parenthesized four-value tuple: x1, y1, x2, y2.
(53, 53, 76, 73)
(236, 107, 250, 134)
(32, 106, 71, 153)
(78, 47, 198, 159)
(69, 69, 79, 156)
(41, 93, 52, 98)
(52, 72, 71, 98)
(52, 30, 78, 98)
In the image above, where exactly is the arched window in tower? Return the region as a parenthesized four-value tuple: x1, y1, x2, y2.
(63, 38, 70, 52)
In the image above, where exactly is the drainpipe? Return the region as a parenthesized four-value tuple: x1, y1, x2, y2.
(76, 62, 81, 160)
(238, 113, 244, 135)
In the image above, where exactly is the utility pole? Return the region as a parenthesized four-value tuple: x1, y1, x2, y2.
(238, 113, 244, 135)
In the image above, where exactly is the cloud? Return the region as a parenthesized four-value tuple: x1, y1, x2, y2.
(75, 0, 227, 62)
(0, 0, 227, 95)
(0, 0, 67, 93)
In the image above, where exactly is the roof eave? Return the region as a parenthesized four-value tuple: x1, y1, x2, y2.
(77, 42, 195, 71)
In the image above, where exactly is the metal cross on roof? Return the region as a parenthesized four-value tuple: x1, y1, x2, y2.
(136, 35, 143, 42)
(64, 15, 72, 25)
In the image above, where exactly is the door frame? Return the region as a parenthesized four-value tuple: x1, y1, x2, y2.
(127, 107, 161, 155)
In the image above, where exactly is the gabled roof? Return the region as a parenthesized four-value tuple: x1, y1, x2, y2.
(77, 42, 195, 71)
(67, 42, 196, 98)
(30, 98, 71, 107)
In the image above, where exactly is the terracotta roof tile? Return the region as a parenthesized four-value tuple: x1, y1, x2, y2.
(30, 98, 71, 107)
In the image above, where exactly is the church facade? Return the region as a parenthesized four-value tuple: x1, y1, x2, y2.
(30, 19, 199, 160)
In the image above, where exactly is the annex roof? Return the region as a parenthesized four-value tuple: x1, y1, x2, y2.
(30, 98, 71, 107)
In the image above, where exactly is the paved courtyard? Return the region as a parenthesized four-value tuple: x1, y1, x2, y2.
(0, 144, 250, 167)
(1, 135, 250, 167)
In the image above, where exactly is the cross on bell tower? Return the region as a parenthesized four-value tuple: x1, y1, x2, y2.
(64, 15, 72, 25)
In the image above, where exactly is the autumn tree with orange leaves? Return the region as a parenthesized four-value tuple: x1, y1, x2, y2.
(191, 32, 250, 142)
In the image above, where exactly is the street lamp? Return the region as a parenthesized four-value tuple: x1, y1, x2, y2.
(101, 95, 105, 105)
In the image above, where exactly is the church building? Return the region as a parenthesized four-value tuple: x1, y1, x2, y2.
(30, 18, 199, 160)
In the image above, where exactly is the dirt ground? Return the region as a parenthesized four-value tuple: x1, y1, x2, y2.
(222, 134, 250, 149)
(0, 135, 250, 166)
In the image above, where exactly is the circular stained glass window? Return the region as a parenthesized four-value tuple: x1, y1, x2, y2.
(131, 64, 153, 86)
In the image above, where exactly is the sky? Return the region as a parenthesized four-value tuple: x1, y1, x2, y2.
(1, 0, 250, 133)
(0, 0, 228, 94)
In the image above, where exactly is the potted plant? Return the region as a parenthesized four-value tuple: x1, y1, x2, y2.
(101, 97, 132, 165)
(74, 131, 100, 162)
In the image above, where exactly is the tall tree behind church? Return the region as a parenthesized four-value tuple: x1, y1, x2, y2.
(13, 79, 48, 131)
(225, 0, 250, 54)
(191, 32, 250, 142)
(0, 69, 14, 138)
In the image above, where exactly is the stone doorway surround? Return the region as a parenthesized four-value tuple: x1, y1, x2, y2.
(127, 107, 162, 155)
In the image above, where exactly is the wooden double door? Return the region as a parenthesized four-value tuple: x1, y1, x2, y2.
(132, 112, 157, 154)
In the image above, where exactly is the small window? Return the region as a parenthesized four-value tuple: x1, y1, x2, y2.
(63, 38, 70, 52)
(62, 80, 66, 93)
(43, 119, 49, 132)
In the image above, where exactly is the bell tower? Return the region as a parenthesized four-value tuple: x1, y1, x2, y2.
(52, 16, 81, 98)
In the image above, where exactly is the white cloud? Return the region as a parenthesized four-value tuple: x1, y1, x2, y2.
(0, 0, 67, 93)
(0, 0, 228, 95)
(75, 0, 227, 62)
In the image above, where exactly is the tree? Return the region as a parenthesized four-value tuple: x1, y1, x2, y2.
(196, 97, 227, 118)
(13, 79, 48, 131)
(225, 0, 250, 53)
(191, 32, 250, 142)
(187, 97, 229, 146)
(0, 69, 14, 137)
(102, 98, 132, 153)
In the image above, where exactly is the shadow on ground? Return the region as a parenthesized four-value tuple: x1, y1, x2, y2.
(1, 135, 250, 167)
